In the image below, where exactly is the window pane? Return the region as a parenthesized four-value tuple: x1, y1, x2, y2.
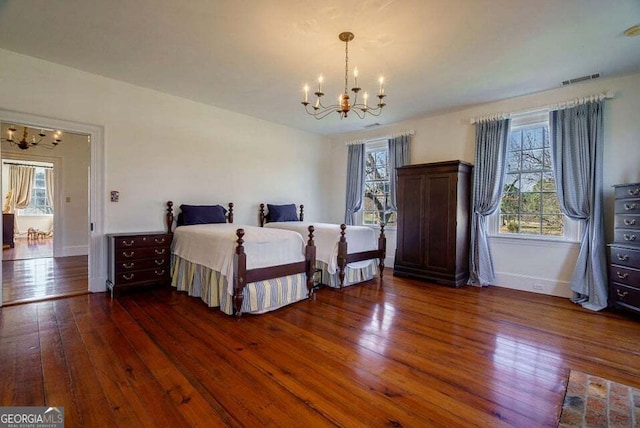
(542, 215, 564, 235)
(521, 149, 544, 171)
(520, 172, 542, 192)
(541, 193, 562, 214)
(520, 192, 540, 214)
(509, 131, 522, 151)
(500, 214, 519, 233)
(364, 144, 395, 227)
(500, 193, 519, 214)
(506, 150, 521, 172)
(497, 122, 564, 238)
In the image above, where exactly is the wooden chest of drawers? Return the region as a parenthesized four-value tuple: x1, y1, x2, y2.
(106, 231, 172, 296)
(609, 183, 640, 315)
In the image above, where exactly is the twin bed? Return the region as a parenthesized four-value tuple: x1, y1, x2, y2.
(167, 201, 385, 317)
(259, 203, 386, 288)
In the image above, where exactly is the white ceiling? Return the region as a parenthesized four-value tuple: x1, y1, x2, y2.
(1, 0, 639, 136)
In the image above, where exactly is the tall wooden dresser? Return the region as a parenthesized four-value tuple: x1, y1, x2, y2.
(106, 231, 172, 296)
(393, 160, 473, 287)
(609, 182, 640, 315)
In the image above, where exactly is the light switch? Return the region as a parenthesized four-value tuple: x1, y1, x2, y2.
(66, 196, 71, 203)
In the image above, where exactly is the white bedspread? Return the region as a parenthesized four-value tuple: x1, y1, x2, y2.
(172, 224, 305, 291)
(264, 222, 377, 273)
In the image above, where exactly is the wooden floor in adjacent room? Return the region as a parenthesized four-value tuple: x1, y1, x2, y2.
(2, 274, 639, 427)
(2, 237, 88, 305)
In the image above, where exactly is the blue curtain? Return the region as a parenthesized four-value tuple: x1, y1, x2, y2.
(344, 144, 365, 225)
(550, 101, 607, 311)
(388, 135, 411, 212)
(468, 118, 510, 286)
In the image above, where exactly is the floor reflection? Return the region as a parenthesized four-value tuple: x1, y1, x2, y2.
(357, 302, 396, 354)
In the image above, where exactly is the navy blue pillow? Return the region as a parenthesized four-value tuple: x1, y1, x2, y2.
(267, 204, 298, 222)
(180, 204, 227, 225)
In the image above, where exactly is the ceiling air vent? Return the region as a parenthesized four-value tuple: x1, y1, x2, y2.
(562, 73, 600, 86)
(364, 123, 381, 129)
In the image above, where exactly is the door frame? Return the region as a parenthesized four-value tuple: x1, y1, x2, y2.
(0, 109, 106, 307)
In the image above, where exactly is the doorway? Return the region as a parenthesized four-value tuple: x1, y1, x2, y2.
(0, 112, 105, 306)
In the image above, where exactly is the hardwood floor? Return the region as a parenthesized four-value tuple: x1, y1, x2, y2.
(3, 237, 53, 261)
(2, 255, 88, 305)
(1, 275, 639, 427)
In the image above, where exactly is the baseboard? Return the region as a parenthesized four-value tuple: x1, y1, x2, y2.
(494, 272, 573, 298)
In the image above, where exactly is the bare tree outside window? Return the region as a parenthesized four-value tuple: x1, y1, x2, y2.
(363, 147, 396, 227)
(500, 125, 564, 236)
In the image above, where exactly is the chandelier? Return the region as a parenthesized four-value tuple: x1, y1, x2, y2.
(1, 125, 62, 150)
(301, 32, 386, 120)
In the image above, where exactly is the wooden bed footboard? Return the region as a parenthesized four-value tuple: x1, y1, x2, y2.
(233, 225, 316, 318)
(336, 223, 386, 288)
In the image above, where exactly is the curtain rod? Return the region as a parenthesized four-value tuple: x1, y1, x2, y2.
(470, 90, 614, 124)
(344, 130, 415, 146)
(2, 161, 53, 169)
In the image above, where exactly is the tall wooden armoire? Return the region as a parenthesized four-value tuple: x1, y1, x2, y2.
(393, 160, 473, 287)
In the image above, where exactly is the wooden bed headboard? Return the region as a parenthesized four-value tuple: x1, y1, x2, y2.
(259, 203, 304, 227)
(166, 201, 234, 233)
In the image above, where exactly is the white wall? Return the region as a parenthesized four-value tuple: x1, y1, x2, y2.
(328, 72, 640, 297)
(0, 48, 330, 229)
(0, 48, 331, 293)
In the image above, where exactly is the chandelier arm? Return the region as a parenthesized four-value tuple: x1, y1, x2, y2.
(314, 108, 341, 120)
(351, 108, 366, 119)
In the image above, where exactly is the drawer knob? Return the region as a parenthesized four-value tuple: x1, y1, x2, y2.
(624, 218, 637, 226)
(154, 259, 165, 266)
(123, 273, 134, 280)
(122, 240, 134, 247)
(616, 253, 630, 262)
(122, 262, 135, 269)
(624, 203, 638, 210)
(628, 188, 640, 196)
(122, 251, 135, 258)
(616, 271, 629, 280)
(623, 234, 637, 241)
(616, 289, 629, 298)
(154, 269, 165, 276)
(155, 249, 166, 255)
(155, 238, 166, 244)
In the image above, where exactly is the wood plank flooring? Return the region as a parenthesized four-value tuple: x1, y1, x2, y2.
(2, 255, 88, 305)
(2, 275, 640, 427)
(3, 237, 53, 261)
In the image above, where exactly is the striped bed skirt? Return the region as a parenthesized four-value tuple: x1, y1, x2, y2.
(316, 260, 378, 288)
(171, 255, 310, 315)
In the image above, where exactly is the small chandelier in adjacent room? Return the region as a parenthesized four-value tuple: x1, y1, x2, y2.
(1, 125, 62, 150)
(301, 32, 386, 120)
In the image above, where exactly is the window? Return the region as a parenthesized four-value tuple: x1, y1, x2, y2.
(17, 167, 53, 215)
(499, 120, 564, 236)
(362, 140, 396, 227)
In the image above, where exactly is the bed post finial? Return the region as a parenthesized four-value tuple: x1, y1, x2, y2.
(299, 204, 304, 222)
(259, 203, 266, 227)
(228, 203, 234, 224)
(166, 201, 174, 233)
(378, 222, 386, 278)
(233, 228, 246, 318)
